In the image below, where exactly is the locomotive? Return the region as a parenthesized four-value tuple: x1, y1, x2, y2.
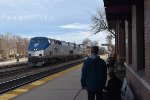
(28, 37, 85, 66)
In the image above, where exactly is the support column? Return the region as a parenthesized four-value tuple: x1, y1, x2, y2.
(125, 20, 132, 64)
(117, 20, 126, 65)
(144, 0, 150, 79)
(136, 0, 145, 70)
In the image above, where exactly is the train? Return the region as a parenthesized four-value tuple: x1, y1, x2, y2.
(28, 37, 85, 66)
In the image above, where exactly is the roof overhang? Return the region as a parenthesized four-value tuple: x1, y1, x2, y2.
(105, 5, 132, 20)
(103, 0, 133, 28)
(104, 0, 132, 7)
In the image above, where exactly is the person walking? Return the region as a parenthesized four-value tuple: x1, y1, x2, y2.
(81, 46, 107, 100)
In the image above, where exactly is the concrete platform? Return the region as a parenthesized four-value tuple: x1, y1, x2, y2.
(12, 64, 87, 100)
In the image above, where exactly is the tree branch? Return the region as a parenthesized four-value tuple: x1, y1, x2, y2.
(90, 8, 116, 38)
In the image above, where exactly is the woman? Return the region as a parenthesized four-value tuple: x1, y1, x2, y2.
(103, 70, 122, 100)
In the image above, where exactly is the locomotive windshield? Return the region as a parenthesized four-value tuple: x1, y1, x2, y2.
(28, 37, 50, 51)
(30, 39, 47, 43)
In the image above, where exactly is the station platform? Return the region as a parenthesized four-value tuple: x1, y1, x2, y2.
(0, 64, 87, 100)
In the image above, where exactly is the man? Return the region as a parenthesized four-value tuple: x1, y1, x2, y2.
(81, 46, 107, 100)
(16, 54, 19, 62)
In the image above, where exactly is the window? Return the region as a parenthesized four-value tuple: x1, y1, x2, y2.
(136, 0, 145, 69)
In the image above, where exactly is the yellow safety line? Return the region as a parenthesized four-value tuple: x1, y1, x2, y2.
(0, 64, 82, 100)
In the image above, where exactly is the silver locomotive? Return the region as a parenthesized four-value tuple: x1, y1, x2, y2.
(28, 37, 85, 66)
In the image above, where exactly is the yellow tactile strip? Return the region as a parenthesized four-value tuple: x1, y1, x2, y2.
(0, 64, 82, 100)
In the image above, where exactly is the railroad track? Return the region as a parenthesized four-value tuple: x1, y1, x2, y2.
(0, 66, 33, 79)
(0, 58, 81, 81)
(0, 59, 83, 94)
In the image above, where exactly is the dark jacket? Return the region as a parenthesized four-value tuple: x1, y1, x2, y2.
(81, 56, 107, 91)
(103, 77, 122, 100)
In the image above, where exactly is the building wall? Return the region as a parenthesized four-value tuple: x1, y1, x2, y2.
(117, 21, 126, 64)
(124, 1, 150, 100)
(125, 21, 129, 63)
(104, 0, 150, 99)
(126, 65, 150, 100)
(131, 5, 137, 70)
(144, 0, 150, 79)
(125, 20, 132, 64)
(136, 0, 145, 70)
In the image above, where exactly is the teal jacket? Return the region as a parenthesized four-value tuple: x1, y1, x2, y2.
(81, 56, 107, 91)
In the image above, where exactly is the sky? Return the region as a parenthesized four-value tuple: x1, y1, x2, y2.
(0, 0, 107, 45)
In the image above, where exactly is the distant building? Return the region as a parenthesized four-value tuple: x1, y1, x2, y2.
(99, 47, 107, 55)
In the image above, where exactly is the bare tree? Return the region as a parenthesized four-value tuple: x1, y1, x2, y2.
(106, 34, 115, 53)
(1, 33, 12, 59)
(90, 8, 115, 38)
(106, 35, 112, 46)
(14, 35, 29, 57)
(0, 33, 29, 60)
(82, 38, 99, 46)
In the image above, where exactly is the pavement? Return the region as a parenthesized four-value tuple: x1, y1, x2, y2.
(100, 54, 108, 61)
(12, 64, 87, 100)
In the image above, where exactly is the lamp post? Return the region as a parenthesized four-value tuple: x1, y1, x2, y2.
(16, 41, 19, 62)
(16, 41, 18, 55)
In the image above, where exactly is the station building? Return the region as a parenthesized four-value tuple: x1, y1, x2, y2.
(103, 0, 150, 100)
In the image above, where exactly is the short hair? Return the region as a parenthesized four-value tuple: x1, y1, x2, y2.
(91, 46, 99, 55)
